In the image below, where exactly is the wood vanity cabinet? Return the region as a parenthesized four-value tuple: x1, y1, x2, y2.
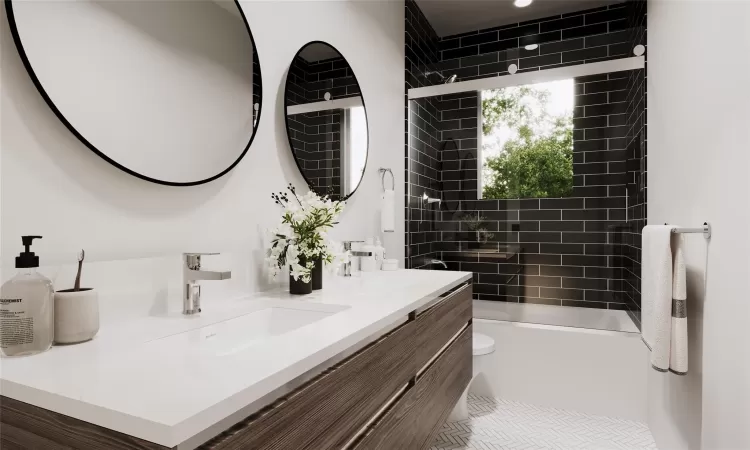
(353, 326, 471, 450)
(202, 282, 473, 450)
(0, 283, 473, 450)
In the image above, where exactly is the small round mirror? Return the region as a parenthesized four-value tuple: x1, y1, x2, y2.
(633, 44, 646, 56)
(284, 41, 369, 200)
(7, 0, 262, 186)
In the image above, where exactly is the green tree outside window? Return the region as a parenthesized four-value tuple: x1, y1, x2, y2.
(481, 82, 574, 199)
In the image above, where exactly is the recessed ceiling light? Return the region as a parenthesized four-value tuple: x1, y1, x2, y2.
(525, 44, 538, 50)
(514, 0, 533, 8)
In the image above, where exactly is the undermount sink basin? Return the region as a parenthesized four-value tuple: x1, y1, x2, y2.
(149, 302, 349, 356)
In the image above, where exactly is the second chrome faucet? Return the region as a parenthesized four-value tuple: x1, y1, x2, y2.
(183, 253, 232, 315)
(341, 241, 373, 277)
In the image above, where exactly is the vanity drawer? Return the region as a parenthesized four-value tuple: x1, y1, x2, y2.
(353, 325, 472, 450)
(201, 319, 417, 450)
(414, 283, 472, 370)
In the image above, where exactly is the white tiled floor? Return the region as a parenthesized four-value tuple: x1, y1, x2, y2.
(430, 394, 657, 450)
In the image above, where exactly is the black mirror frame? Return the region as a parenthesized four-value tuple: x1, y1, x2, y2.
(4, 0, 263, 187)
(283, 40, 369, 201)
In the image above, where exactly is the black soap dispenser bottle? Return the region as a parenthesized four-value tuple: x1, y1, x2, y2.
(0, 236, 54, 357)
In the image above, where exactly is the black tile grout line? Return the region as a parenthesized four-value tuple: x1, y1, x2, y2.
(444, 10, 629, 42)
(441, 33, 629, 59)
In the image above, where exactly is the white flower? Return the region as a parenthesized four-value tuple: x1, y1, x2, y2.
(289, 261, 311, 282)
(276, 222, 293, 238)
(286, 243, 299, 265)
(285, 199, 301, 214)
(289, 263, 306, 281)
(267, 187, 347, 282)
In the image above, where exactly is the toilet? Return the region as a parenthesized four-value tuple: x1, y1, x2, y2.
(448, 332, 495, 422)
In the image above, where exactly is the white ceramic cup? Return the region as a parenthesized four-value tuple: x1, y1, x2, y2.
(54, 289, 99, 344)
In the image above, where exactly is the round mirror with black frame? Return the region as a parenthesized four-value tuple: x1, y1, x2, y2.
(284, 41, 368, 201)
(5, 0, 262, 186)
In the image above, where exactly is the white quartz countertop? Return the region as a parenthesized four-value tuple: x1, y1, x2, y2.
(0, 269, 472, 447)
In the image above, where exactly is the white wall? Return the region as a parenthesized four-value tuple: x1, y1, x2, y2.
(648, 1, 750, 449)
(1, 1, 405, 291)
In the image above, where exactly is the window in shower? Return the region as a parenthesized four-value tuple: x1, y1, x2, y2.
(479, 79, 574, 199)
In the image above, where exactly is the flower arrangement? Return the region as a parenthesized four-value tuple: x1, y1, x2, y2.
(460, 213, 496, 245)
(267, 184, 348, 284)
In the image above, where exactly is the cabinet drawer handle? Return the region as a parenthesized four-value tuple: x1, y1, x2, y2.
(417, 322, 469, 378)
(416, 282, 470, 316)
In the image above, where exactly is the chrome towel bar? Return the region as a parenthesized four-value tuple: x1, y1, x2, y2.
(666, 222, 711, 239)
(379, 167, 394, 192)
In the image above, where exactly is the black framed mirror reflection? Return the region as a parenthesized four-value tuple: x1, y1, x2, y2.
(284, 41, 369, 201)
(5, 0, 262, 186)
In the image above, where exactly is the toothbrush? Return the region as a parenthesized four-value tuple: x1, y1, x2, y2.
(73, 249, 85, 291)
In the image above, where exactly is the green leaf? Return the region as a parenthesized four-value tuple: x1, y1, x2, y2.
(482, 84, 573, 199)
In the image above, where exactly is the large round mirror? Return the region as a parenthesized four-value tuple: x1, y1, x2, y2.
(284, 41, 368, 200)
(6, 0, 262, 186)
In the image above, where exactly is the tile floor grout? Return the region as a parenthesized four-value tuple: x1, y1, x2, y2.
(430, 394, 657, 450)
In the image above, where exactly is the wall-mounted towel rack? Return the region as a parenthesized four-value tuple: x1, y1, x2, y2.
(667, 222, 711, 239)
(379, 168, 394, 192)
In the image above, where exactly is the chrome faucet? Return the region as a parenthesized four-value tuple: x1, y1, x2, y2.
(420, 193, 442, 224)
(341, 241, 373, 277)
(183, 253, 232, 315)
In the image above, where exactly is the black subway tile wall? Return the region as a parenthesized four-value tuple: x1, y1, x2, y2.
(286, 55, 358, 200)
(300, 57, 361, 102)
(437, 74, 634, 310)
(441, 92, 480, 202)
(287, 110, 342, 198)
(621, 0, 647, 327)
(405, 0, 647, 311)
(406, 0, 443, 268)
(436, 4, 630, 80)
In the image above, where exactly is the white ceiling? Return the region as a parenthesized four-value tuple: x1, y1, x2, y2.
(415, 0, 624, 37)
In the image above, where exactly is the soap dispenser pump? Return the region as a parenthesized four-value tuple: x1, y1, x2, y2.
(0, 236, 54, 357)
(16, 236, 42, 268)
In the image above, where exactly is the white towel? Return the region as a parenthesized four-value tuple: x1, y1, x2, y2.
(670, 235, 688, 375)
(642, 225, 674, 372)
(381, 189, 395, 233)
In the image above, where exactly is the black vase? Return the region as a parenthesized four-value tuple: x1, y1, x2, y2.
(289, 274, 312, 295)
(312, 256, 323, 290)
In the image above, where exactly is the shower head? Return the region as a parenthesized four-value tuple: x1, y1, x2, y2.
(422, 193, 442, 205)
(424, 70, 457, 84)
